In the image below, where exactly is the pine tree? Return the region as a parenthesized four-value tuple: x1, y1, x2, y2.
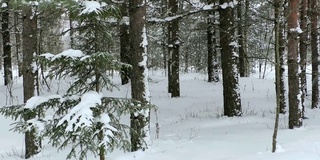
(2, 0, 12, 86)
(311, 0, 319, 109)
(219, 0, 242, 117)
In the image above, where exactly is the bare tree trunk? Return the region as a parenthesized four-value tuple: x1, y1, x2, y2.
(207, 0, 219, 82)
(299, 0, 308, 117)
(120, 2, 131, 85)
(22, 5, 40, 158)
(311, 0, 319, 109)
(129, 0, 150, 152)
(219, 0, 242, 117)
(2, 0, 12, 86)
(237, 0, 248, 77)
(167, 0, 180, 97)
(272, 0, 284, 152)
(287, 0, 302, 129)
(14, 11, 23, 77)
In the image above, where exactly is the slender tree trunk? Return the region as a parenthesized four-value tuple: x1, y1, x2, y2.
(207, 0, 219, 82)
(219, 0, 242, 117)
(237, 0, 248, 77)
(120, 2, 131, 85)
(272, 0, 284, 152)
(311, 0, 319, 109)
(168, 0, 180, 97)
(14, 11, 23, 77)
(129, 0, 150, 151)
(22, 5, 40, 158)
(278, 1, 287, 114)
(299, 0, 308, 117)
(287, 0, 302, 129)
(2, 0, 12, 86)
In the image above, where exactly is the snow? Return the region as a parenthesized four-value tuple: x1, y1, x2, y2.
(25, 95, 61, 109)
(81, 1, 101, 15)
(57, 91, 102, 132)
(50, 49, 84, 60)
(1, 66, 320, 160)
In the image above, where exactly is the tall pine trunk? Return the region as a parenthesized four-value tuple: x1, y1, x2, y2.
(311, 0, 319, 109)
(237, 0, 248, 77)
(219, 0, 242, 117)
(2, 0, 12, 86)
(22, 5, 40, 158)
(287, 0, 302, 129)
(129, 0, 150, 151)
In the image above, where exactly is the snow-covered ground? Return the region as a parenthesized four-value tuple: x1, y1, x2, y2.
(1, 68, 320, 160)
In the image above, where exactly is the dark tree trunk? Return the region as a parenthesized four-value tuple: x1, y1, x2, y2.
(287, 0, 302, 129)
(219, 0, 242, 117)
(311, 0, 319, 109)
(129, 0, 150, 152)
(278, 1, 287, 114)
(2, 0, 12, 86)
(168, 0, 180, 97)
(22, 5, 40, 158)
(237, 0, 248, 77)
(299, 0, 308, 116)
(120, 2, 131, 85)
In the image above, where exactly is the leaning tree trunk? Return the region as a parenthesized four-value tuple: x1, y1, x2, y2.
(129, 0, 150, 152)
(299, 0, 308, 116)
(287, 0, 302, 129)
(219, 0, 242, 117)
(167, 0, 180, 97)
(22, 5, 40, 158)
(2, 0, 12, 86)
(120, 2, 131, 85)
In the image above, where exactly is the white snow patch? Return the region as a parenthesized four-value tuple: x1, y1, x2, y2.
(81, 1, 101, 15)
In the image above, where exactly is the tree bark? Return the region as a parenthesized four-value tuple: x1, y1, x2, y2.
(167, 0, 180, 97)
(219, 0, 242, 117)
(299, 0, 308, 116)
(129, 0, 150, 151)
(207, 0, 219, 82)
(2, 0, 12, 86)
(120, 2, 131, 85)
(287, 0, 302, 129)
(22, 5, 40, 158)
(237, 0, 248, 77)
(311, 0, 319, 109)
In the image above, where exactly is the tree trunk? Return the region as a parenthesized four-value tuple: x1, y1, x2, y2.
(14, 11, 23, 77)
(219, 0, 242, 117)
(237, 0, 248, 77)
(311, 0, 319, 109)
(129, 0, 150, 152)
(278, 1, 287, 114)
(299, 0, 308, 117)
(2, 0, 12, 86)
(120, 2, 131, 85)
(287, 0, 302, 129)
(167, 0, 180, 97)
(272, 0, 284, 152)
(22, 5, 40, 158)
(207, 0, 219, 82)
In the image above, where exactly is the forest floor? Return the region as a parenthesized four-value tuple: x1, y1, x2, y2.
(1, 68, 320, 160)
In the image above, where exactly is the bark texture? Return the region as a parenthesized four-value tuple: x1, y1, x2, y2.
(311, 0, 319, 109)
(287, 0, 302, 129)
(2, 0, 12, 86)
(219, 0, 242, 117)
(129, 0, 149, 151)
(120, 2, 131, 85)
(22, 5, 40, 158)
